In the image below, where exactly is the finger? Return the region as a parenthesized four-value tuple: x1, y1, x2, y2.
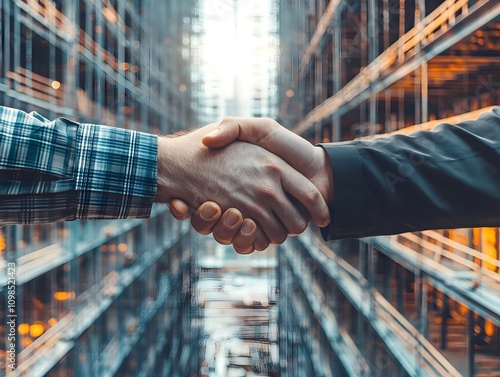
(202, 117, 318, 175)
(280, 168, 330, 227)
(190, 202, 223, 235)
(234, 245, 255, 255)
(201, 118, 241, 148)
(252, 209, 288, 246)
(259, 171, 308, 236)
(271, 196, 308, 237)
(232, 218, 257, 254)
(169, 199, 192, 220)
(253, 225, 270, 251)
(212, 208, 244, 245)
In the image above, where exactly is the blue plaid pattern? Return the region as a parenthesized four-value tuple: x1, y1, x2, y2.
(0, 106, 158, 224)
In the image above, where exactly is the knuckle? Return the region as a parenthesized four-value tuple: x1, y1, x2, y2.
(264, 162, 282, 176)
(264, 117, 277, 128)
(293, 219, 308, 235)
(304, 188, 322, 207)
(220, 116, 233, 124)
(257, 184, 278, 201)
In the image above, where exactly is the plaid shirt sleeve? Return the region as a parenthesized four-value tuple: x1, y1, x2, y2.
(0, 106, 158, 224)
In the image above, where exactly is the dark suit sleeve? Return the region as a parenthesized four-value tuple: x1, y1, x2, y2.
(319, 107, 500, 240)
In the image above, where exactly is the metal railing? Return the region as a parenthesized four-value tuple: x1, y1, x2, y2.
(293, 0, 500, 134)
(292, 231, 464, 377)
(397, 230, 500, 287)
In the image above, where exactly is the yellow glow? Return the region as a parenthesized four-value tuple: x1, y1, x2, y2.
(54, 291, 76, 301)
(481, 228, 497, 271)
(485, 320, 495, 337)
(30, 323, 45, 338)
(118, 243, 127, 253)
(459, 304, 468, 315)
(51, 80, 61, 90)
(18, 323, 30, 335)
(48, 318, 58, 327)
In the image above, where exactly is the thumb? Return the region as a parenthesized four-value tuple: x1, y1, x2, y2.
(201, 119, 240, 148)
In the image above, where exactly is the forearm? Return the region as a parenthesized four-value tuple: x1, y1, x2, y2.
(321, 107, 500, 239)
(0, 107, 157, 224)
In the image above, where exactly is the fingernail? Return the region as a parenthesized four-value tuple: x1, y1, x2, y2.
(241, 220, 256, 235)
(224, 210, 240, 227)
(205, 129, 220, 138)
(169, 202, 181, 218)
(201, 204, 218, 221)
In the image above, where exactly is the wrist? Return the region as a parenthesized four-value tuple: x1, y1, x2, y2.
(313, 145, 334, 206)
(155, 136, 178, 203)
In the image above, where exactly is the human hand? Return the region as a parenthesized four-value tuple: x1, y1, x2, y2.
(202, 117, 334, 205)
(155, 123, 330, 249)
(169, 199, 258, 255)
(170, 118, 334, 252)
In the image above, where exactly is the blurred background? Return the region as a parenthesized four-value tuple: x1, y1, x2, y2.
(0, 0, 499, 376)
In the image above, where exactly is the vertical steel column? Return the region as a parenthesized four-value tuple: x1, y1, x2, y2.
(359, 0, 367, 136)
(117, 0, 125, 128)
(441, 295, 449, 350)
(24, 6, 33, 101)
(160, 2, 168, 134)
(368, 244, 376, 318)
(420, 277, 428, 339)
(396, 264, 404, 314)
(413, 0, 426, 125)
(64, 0, 78, 111)
(382, 0, 391, 134)
(383, 256, 391, 299)
(0, 0, 3, 82)
(140, 2, 150, 132)
(13, 2, 21, 105)
(357, 241, 366, 353)
(95, 0, 104, 121)
(48, 5, 57, 118)
(467, 309, 475, 377)
(85, 0, 94, 114)
(130, 2, 139, 129)
(332, 8, 342, 142)
(69, 221, 79, 318)
(419, 0, 428, 123)
(368, 0, 378, 136)
(398, 0, 405, 129)
(3, 1, 11, 108)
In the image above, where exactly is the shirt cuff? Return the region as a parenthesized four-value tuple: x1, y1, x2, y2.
(73, 122, 158, 220)
(318, 141, 365, 240)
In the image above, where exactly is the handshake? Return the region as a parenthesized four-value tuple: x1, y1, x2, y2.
(155, 117, 334, 254)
